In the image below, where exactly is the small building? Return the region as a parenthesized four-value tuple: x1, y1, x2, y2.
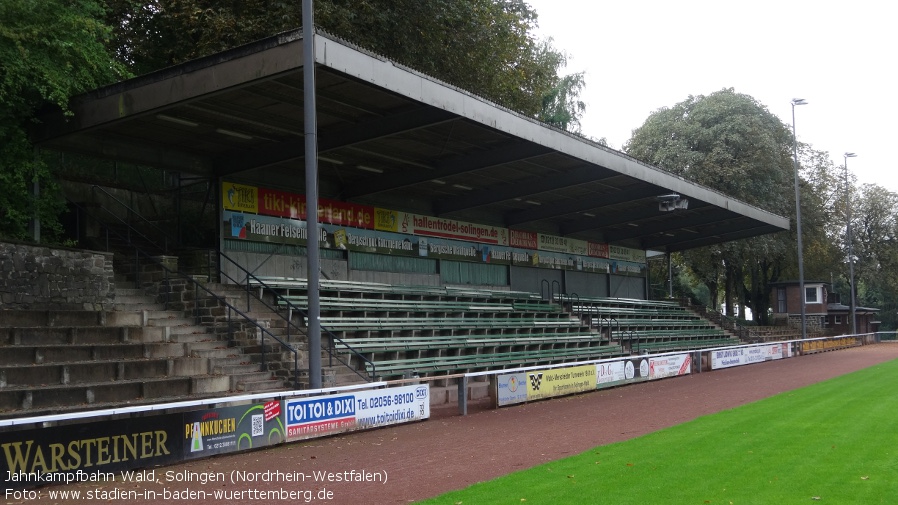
(770, 280, 879, 335)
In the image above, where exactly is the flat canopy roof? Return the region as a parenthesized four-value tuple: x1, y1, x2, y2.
(35, 29, 789, 253)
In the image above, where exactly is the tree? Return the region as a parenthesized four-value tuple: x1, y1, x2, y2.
(0, 0, 128, 241)
(101, 0, 586, 130)
(849, 183, 898, 329)
(625, 89, 796, 323)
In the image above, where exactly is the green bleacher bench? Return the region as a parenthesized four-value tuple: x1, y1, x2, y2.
(364, 344, 626, 378)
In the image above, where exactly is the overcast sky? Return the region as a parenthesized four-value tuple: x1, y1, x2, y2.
(525, 0, 896, 193)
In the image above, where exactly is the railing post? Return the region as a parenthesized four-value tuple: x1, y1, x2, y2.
(194, 283, 199, 325)
(134, 246, 140, 289)
(458, 376, 468, 416)
(261, 328, 267, 374)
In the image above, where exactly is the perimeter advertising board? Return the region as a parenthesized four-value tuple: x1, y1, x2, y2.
(710, 344, 785, 370)
(497, 355, 692, 407)
(182, 400, 285, 460)
(648, 354, 692, 379)
(285, 385, 430, 441)
(1, 414, 182, 490)
(525, 365, 596, 402)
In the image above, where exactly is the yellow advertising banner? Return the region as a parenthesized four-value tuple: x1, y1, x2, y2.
(222, 182, 259, 214)
(525, 364, 596, 401)
(374, 208, 400, 232)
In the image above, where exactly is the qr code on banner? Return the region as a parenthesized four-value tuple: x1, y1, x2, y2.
(251, 414, 264, 436)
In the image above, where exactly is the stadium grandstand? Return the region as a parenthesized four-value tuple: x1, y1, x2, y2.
(1, 28, 791, 419)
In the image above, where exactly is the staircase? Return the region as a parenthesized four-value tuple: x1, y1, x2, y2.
(0, 280, 290, 419)
(116, 281, 290, 394)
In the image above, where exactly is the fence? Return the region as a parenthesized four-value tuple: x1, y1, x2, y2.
(0, 333, 873, 488)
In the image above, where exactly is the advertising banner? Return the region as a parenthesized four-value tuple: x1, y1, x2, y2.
(509, 230, 538, 250)
(595, 360, 627, 387)
(496, 372, 529, 406)
(711, 344, 785, 370)
(223, 210, 637, 274)
(525, 365, 596, 402)
(497, 357, 666, 407)
(222, 181, 646, 271)
(222, 182, 259, 214)
(182, 400, 285, 460)
(609, 245, 646, 264)
(648, 354, 692, 379)
(285, 385, 430, 441)
(2, 414, 182, 490)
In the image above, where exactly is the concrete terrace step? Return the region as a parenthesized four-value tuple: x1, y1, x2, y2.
(235, 375, 286, 393)
(145, 315, 196, 327)
(167, 330, 217, 343)
(190, 346, 242, 359)
(114, 302, 166, 312)
(0, 374, 244, 416)
(213, 362, 263, 375)
(0, 357, 205, 387)
(0, 310, 144, 328)
(1, 326, 169, 345)
(0, 342, 186, 366)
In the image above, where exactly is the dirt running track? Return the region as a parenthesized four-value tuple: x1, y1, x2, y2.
(13, 344, 898, 505)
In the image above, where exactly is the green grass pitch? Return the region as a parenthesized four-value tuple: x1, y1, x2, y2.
(417, 359, 898, 504)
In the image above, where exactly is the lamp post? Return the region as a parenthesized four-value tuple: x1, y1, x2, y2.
(844, 152, 857, 335)
(791, 98, 808, 339)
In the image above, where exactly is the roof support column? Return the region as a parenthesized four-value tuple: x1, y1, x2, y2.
(303, 0, 322, 389)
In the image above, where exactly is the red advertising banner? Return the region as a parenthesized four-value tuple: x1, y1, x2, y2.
(588, 242, 610, 258)
(257, 188, 375, 229)
(509, 230, 538, 250)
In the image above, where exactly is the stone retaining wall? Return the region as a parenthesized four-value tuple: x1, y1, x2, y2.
(0, 241, 115, 310)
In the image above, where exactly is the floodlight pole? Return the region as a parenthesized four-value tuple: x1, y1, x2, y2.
(791, 98, 808, 340)
(844, 152, 858, 335)
(303, 0, 322, 389)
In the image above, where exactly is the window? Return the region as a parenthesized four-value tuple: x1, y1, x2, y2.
(835, 315, 842, 324)
(805, 286, 819, 303)
(777, 288, 786, 312)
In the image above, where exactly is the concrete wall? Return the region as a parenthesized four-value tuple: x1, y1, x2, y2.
(0, 241, 115, 310)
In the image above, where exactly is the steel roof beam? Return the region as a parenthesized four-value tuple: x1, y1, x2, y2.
(343, 141, 553, 200)
(214, 106, 456, 176)
(505, 185, 661, 227)
(434, 165, 616, 216)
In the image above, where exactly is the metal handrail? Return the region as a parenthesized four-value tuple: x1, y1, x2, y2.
(218, 253, 376, 382)
(163, 263, 302, 388)
(90, 185, 170, 253)
(68, 199, 302, 387)
(69, 194, 371, 382)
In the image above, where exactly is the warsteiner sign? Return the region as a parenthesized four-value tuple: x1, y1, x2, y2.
(1, 415, 182, 490)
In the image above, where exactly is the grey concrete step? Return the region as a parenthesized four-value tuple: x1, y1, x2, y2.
(235, 375, 286, 393)
(168, 331, 217, 343)
(114, 302, 165, 312)
(0, 376, 222, 415)
(3, 326, 116, 346)
(190, 346, 241, 359)
(214, 363, 263, 375)
(146, 315, 195, 327)
(0, 357, 203, 387)
(0, 342, 187, 366)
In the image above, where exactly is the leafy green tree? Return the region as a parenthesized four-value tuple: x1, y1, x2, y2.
(625, 89, 796, 323)
(849, 183, 898, 329)
(101, 0, 585, 129)
(795, 146, 844, 283)
(0, 0, 127, 241)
